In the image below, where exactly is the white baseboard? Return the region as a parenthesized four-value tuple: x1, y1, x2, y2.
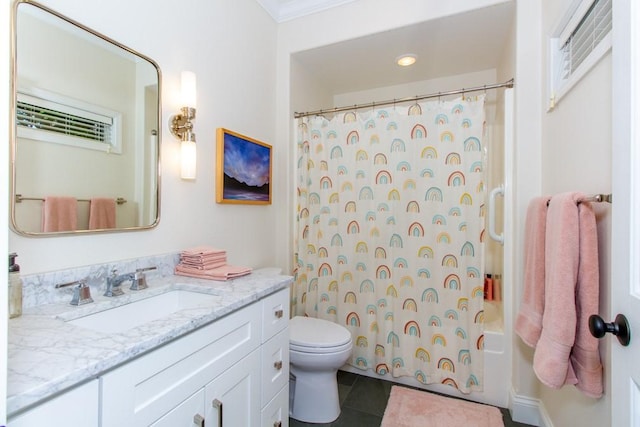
(510, 389, 553, 427)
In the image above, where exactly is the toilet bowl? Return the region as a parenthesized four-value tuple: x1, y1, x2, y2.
(289, 316, 352, 423)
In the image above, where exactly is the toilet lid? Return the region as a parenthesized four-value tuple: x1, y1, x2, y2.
(289, 316, 352, 348)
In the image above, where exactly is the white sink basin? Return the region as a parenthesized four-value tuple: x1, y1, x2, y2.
(66, 290, 221, 333)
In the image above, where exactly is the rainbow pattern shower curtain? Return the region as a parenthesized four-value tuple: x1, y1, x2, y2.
(293, 96, 487, 393)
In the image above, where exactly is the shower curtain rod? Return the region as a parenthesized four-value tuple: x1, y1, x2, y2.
(294, 78, 515, 119)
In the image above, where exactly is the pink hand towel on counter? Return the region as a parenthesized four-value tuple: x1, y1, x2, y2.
(88, 198, 116, 229)
(570, 200, 603, 398)
(533, 192, 582, 389)
(41, 196, 78, 232)
(179, 259, 227, 270)
(180, 246, 227, 256)
(515, 196, 550, 348)
(175, 264, 252, 281)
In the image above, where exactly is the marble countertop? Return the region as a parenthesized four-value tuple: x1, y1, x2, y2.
(7, 270, 293, 416)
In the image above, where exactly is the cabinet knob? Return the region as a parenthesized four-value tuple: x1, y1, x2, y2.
(193, 413, 205, 427)
(274, 421, 282, 427)
(274, 309, 284, 319)
(212, 398, 223, 427)
(274, 360, 283, 370)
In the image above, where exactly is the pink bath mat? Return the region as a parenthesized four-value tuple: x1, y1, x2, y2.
(381, 386, 504, 427)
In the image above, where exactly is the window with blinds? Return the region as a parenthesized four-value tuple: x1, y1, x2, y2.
(549, 0, 612, 109)
(16, 90, 122, 153)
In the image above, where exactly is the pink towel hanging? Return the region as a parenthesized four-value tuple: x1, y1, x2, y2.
(88, 198, 116, 229)
(41, 196, 78, 232)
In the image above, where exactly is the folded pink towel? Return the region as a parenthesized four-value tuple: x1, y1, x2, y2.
(88, 198, 116, 229)
(181, 253, 227, 263)
(181, 246, 227, 256)
(175, 264, 252, 281)
(570, 200, 603, 398)
(515, 196, 550, 347)
(179, 259, 227, 270)
(42, 196, 78, 232)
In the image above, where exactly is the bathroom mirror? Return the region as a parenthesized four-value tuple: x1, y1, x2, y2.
(10, 0, 161, 236)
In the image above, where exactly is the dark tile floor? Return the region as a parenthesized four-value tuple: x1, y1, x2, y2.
(290, 371, 535, 427)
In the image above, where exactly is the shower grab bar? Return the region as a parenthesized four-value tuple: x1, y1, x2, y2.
(488, 185, 504, 245)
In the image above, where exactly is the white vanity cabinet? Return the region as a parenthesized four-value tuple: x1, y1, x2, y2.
(8, 379, 99, 427)
(101, 288, 289, 427)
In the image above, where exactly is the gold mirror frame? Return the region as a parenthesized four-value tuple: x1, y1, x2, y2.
(10, 0, 162, 236)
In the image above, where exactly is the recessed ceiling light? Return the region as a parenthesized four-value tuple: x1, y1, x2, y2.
(396, 54, 417, 67)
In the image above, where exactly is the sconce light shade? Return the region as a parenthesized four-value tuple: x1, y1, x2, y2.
(180, 71, 197, 108)
(181, 137, 197, 180)
(170, 71, 198, 180)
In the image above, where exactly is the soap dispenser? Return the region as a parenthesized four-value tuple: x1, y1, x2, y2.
(8, 252, 22, 318)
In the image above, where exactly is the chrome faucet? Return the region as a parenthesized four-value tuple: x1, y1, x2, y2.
(105, 269, 134, 297)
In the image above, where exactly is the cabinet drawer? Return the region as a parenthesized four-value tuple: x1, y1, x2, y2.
(261, 327, 289, 407)
(261, 288, 289, 342)
(101, 301, 261, 426)
(261, 384, 289, 427)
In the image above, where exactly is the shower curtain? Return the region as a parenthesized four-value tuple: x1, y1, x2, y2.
(293, 96, 487, 393)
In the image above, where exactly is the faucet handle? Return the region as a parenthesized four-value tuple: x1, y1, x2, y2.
(55, 279, 94, 306)
(130, 266, 157, 291)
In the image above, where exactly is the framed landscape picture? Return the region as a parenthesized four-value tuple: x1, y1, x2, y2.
(216, 128, 272, 204)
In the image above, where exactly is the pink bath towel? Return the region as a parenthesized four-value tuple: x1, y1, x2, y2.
(534, 193, 580, 388)
(533, 192, 603, 397)
(88, 198, 116, 229)
(515, 196, 550, 347)
(41, 196, 78, 232)
(570, 199, 603, 398)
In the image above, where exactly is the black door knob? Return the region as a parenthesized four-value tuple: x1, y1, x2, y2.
(588, 314, 631, 346)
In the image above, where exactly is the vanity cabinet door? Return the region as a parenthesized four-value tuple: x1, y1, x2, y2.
(149, 389, 205, 427)
(205, 349, 261, 427)
(9, 380, 99, 427)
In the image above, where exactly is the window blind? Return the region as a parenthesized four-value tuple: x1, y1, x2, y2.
(559, 0, 612, 82)
(17, 100, 112, 144)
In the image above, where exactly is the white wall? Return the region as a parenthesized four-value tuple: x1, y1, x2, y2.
(534, 0, 612, 426)
(6, 0, 281, 275)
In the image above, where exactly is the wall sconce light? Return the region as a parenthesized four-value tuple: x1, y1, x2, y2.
(170, 71, 197, 180)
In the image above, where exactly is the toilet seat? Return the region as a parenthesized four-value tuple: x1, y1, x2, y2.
(290, 316, 352, 354)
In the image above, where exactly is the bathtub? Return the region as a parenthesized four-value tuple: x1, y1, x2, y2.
(340, 300, 509, 408)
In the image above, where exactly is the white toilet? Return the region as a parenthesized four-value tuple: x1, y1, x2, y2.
(289, 316, 353, 423)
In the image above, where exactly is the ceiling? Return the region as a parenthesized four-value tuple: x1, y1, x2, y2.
(292, 2, 515, 95)
(255, 0, 358, 23)
(256, 1, 515, 96)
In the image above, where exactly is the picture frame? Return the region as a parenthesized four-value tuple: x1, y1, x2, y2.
(216, 128, 272, 204)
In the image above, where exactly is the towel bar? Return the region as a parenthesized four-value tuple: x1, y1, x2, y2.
(15, 194, 127, 205)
